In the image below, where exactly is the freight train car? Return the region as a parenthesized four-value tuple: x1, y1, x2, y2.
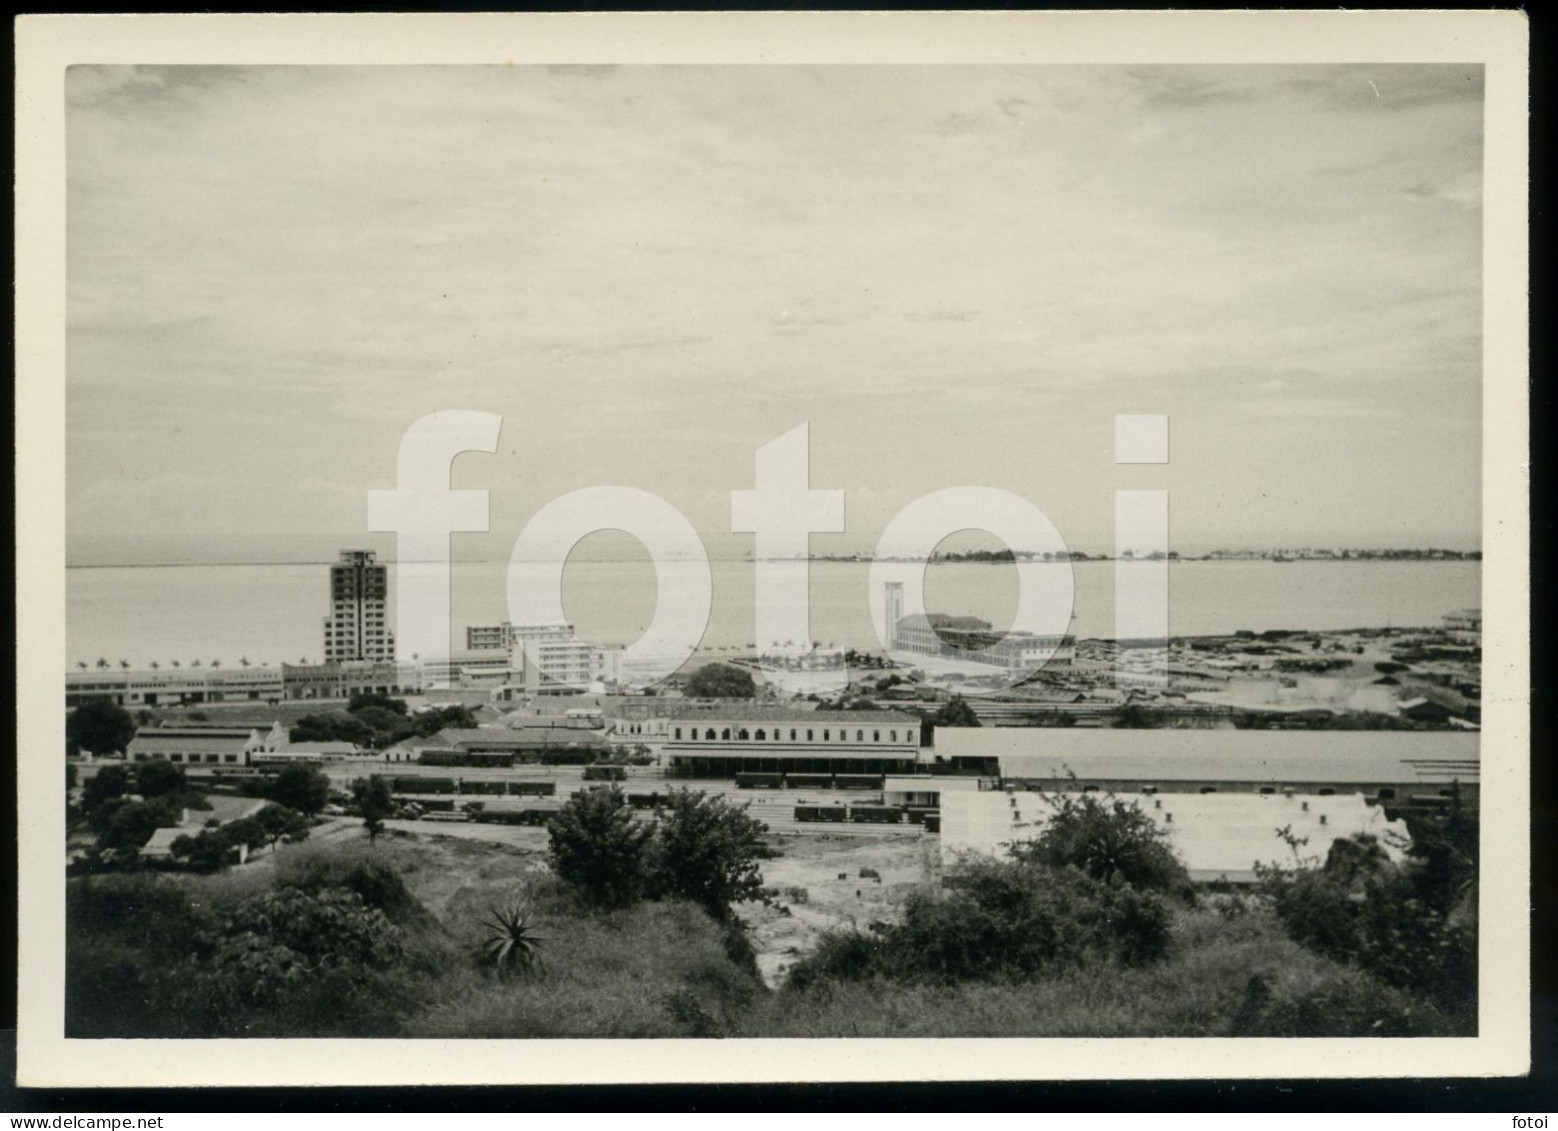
(735, 772, 784, 789)
(506, 781, 558, 797)
(833, 774, 886, 791)
(848, 805, 904, 824)
(793, 805, 849, 823)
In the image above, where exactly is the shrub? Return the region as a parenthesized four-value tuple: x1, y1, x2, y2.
(273, 839, 432, 929)
(547, 786, 654, 909)
(1259, 815, 1478, 1027)
(1012, 790, 1194, 901)
(788, 858, 1174, 989)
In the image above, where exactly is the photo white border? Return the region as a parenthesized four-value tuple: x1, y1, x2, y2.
(14, 10, 1530, 1087)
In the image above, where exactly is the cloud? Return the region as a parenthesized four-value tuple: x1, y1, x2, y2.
(65, 64, 1485, 555)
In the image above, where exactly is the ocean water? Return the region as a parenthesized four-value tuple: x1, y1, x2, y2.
(65, 559, 1481, 671)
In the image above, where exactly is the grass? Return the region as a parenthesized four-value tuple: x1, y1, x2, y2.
(66, 831, 1464, 1039)
(738, 905, 1456, 1038)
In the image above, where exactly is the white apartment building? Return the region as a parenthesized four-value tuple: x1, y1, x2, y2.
(323, 550, 395, 663)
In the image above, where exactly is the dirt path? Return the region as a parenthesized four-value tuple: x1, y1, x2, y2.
(737, 831, 933, 987)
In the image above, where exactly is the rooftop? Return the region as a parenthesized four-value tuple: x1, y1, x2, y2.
(933, 728, 1479, 786)
(658, 703, 916, 724)
(940, 789, 1411, 884)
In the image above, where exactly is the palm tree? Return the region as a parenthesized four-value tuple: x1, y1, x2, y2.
(240, 657, 250, 668)
(149, 661, 160, 671)
(76, 661, 87, 671)
(210, 659, 221, 669)
(96, 658, 109, 670)
(171, 660, 181, 669)
(119, 660, 129, 670)
(190, 659, 201, 668)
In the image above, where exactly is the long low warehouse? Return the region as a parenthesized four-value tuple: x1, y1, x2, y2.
(929, 728, 1479, 805)
(939, 788, 1412, 885)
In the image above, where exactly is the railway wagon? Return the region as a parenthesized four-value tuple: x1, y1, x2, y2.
(627, 792, 668, 810)
(506, 780, 558, 797)
(392, 776, 458, 794)
(736, 772, 785, 789)
(473, 808, 557, 827)
(784, 774, 834, 790)
(461, 780, 509, 796)
(923, 814, 942, 833)
(903, 807, 940, 826)
(833, 774, 885, 791)
(794, 805, 848, 823)
(583, 765, 627, 782)
(849, 805, 904, 824)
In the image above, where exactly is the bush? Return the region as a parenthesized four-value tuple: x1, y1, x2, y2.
(273, 839, 433, 929)
(1259, 814, 1478, 1027)
(1012, 791, 1194, 901)
(787, 858, 1174, 988)
(547, 787, 655, 909)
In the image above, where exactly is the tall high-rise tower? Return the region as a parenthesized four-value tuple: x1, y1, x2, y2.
(323, 550, 394, 663)
(884, 581, 904, 651)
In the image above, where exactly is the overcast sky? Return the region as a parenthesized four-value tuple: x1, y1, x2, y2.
(66, 64, 1483, 565)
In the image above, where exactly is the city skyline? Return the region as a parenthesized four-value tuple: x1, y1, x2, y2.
(67, 64, 1484, 567)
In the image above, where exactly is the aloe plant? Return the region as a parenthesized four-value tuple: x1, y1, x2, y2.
(479, 900, 545, 977)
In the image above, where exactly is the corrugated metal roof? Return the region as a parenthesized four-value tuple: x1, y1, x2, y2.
(940, 790, 1412, 883)
(933, 728, 1478, 785)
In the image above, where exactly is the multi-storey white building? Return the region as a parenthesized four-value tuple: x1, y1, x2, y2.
(466, 621, 614, 691)
(323, 550, 394, 663)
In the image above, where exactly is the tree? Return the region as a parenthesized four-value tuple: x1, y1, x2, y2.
(290, 712, 373, 747)
(67, 763, 77, 790)
(81, 765, 131, 813)
(650, 789, 772, 920)
(255, 803, 311, 852)
(348, 692, 408, 716)
(134, 758, 186, 799)
(67, 697, 137, 756)
(1012, 791, 1194, 901)
(546, 786, 655, 908)
(682, 663, 756, 699)
(351, 776, 395, 844)
(272, 763, 331, 818)
(96, 797, 181, 851)
(931, 696, 981, 728)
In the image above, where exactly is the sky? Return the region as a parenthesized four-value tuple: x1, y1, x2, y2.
(65, 64, 1484, 566)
